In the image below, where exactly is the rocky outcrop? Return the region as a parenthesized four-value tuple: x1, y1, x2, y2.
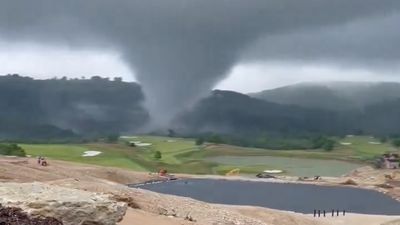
(0, 204, 62, 225)
(0, 182, 127, 225)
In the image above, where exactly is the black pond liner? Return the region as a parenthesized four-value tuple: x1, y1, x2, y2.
(133, 179, 400, 215)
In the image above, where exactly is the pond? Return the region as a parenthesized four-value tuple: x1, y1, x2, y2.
(138, 179, 400, 215)
(207, 156, 362, 177)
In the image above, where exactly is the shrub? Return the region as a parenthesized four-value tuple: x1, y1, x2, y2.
(392, 139, 400, 148)
(323, 139, 335, 151)
(208, 134, 223, 144)
(0, 144, 26, 157)
(154, 150, 162, 159)
(312, 136, 335, 151)
(195, 137, 204, 146)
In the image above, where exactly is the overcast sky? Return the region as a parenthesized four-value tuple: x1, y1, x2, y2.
(1, 0, 400, 122)
(2, 44, 400, 93)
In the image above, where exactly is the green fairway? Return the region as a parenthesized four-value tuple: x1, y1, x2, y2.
(120, 136, 199, 164)
(208, 155, 361, 177)
(336, 136, 396, 160)
(19, 135, 399, 176)
(20, 143, 147, 171)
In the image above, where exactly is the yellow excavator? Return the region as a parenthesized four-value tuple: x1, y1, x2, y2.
(225, 168, 240, 176)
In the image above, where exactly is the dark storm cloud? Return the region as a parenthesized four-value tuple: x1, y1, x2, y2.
(0, 0, 399, 125)
(243, 13, 400, 70)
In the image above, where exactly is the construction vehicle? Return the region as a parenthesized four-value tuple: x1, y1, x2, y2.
(158, 169, 177, 180)
(225, 168, 240, 176)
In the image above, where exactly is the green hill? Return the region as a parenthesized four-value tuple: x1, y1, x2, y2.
(0, 74, 148, 140)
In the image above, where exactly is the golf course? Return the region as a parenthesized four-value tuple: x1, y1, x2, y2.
(20, 135, 398, 177)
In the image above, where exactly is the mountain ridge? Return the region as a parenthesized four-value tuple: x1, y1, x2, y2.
(250, 81, 400, 111)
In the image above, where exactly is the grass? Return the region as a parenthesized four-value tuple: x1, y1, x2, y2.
(120, 136, 200, 164)
(212, 164, 270, 175)
(209, 155, 362, 177)
(19, 135, 400, 176)
(191, 136, 396, 162)
(336, 136, 396, 160)
(20, 143, 146, 171)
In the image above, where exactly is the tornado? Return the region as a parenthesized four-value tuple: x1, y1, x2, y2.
(0, 0, 399, 128)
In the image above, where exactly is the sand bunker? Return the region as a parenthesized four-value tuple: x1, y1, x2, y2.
(136, 143, 152, 147)
(120, 136, 137, 139)
(340, 142, 352, 145)
(369, 142, 381, 145)
(263, 170, 283, 174)
(82, 151, 102, 157)
(130, 141, 152, 147)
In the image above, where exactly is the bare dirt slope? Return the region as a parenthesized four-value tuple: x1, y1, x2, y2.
(0, 157, 150, 184)
(319, 214, 400, 225)
(118, 208, 195, 225)
(346, 166, 400, 201)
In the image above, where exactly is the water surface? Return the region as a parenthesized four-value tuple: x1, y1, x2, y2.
(139, 179, 400, 215)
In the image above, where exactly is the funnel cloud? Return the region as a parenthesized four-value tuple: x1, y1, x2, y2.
(1, 0, 400, 126)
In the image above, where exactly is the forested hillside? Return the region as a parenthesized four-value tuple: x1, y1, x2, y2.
(0, 74, 148, 140)
(251, 82, 400, 111)
(175, 89, 400, 138)
(360, 99, 400, 136)
(1, 75, 400, 142)
(175, 90, 352, 137)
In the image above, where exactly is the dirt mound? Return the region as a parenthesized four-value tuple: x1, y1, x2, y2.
(340, 178, 358, 185)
